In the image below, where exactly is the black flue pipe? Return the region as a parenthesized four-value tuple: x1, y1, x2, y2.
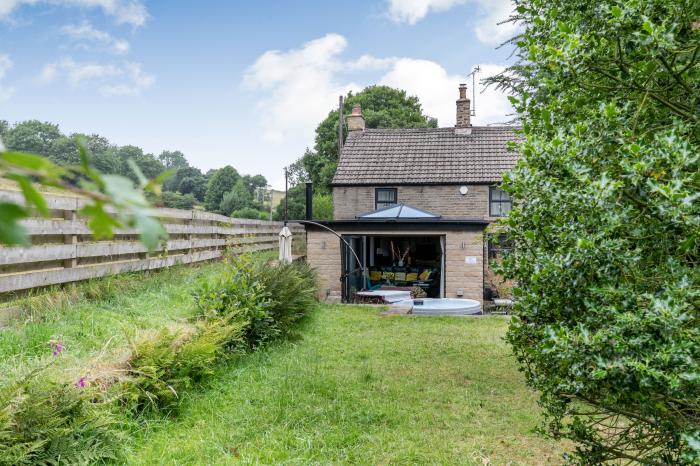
(305, 182, 313, 220)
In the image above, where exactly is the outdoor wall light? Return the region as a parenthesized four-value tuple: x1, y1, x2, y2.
(461, 241, 466, 249)
(321, 240, 326, 249)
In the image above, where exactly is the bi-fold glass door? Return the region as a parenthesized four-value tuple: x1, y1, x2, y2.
(341, 235, 366, 303)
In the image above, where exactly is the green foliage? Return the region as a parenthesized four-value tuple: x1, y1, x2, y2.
(158, 150, 189, 170)
(118, 319, 244, 414)
(159, 191, 196, 210)
(0, 373, 122, 466)
(494, 1, 699, 463)
(274, 183, 306, 221)
(0, 142, 167, 249)
(231, 207, 267, 219)
(274, 186, 334, 221)
(220, 180, 252, 215)
(312, 193, 333, 220)
(194, 254, 317, 348)
(204, 165, 239, 213)
(289, 85, 438, 193)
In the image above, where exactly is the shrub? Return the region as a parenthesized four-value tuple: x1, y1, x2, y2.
(0, 374, 122, 465)
(231, 207, 266, 219)
(495, 0, 699, 463)
(194, 254, 317, 348)
(160, 191, 196, 210)
(116, 319, 245, 414)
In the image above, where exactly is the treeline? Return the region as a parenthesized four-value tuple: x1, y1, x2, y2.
(0, 120, 272, 219)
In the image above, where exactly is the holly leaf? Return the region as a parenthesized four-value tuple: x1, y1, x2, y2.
(7, 174, 49, 217)
(0, 202, 30, 246)
(133, 211, 166, 251)
(80, 202, 121, 240)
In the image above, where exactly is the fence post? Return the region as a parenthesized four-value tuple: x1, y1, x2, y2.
(63, 201, 78, 269)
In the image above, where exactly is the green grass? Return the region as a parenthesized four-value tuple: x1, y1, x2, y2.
(1, 260, 565, 464)
(126, 306, 566, 465)
(0, 260, 228, 377)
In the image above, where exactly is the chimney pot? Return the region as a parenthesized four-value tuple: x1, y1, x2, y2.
(455, 84, 471, 130)
(347, 103, 365, 132)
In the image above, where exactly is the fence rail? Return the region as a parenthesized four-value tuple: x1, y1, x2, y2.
(0, 189, 304, 294)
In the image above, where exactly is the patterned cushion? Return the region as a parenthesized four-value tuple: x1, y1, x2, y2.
(394, 272, 406, 281)
(381, 271, 395, 280)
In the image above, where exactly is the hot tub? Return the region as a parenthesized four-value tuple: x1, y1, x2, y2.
(397, 298, 482, 315)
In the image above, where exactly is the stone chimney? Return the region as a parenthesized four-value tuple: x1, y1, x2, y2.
(346, 104, 365, 132)
(455, 83, 471, 129)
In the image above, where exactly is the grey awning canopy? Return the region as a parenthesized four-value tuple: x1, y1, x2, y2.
(356, 204, 441, 220)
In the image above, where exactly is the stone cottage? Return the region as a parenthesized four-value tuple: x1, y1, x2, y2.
(305, 84, 519, 303)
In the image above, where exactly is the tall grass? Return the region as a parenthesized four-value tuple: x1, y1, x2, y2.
(0, 253, 318, 465)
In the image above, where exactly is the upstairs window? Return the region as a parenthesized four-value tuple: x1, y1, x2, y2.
(375, 188, 398, 209)
(489, 186, 512, 217)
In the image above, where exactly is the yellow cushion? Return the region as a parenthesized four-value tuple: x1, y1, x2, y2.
(406, 272, 418, 281)
(394, 272, 406, 281)
(370, 271, 382, 281)
(418, 270, 431, 281)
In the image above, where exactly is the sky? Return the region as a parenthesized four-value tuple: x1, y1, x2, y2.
(0, 0, 518, 188)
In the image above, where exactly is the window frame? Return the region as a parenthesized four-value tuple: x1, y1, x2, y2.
(488, 233, 514, 260)
(489, 186, 512, 217)
(375, 188, 398, 210)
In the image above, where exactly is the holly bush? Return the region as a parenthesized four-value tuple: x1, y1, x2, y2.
(493, 0, 699, 463)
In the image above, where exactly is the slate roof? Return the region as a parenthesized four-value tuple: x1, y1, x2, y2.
(332, 126, 520, 185)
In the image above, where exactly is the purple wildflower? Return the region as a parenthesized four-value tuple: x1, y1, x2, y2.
(76, 377, 86, 389)
(51, 339, 63, 357)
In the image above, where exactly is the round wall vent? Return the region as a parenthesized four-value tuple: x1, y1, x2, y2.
(459, 186, 469, 195)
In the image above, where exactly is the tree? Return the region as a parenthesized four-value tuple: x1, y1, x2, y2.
(274, 184, 305, 221)
(158, 150, 189, 170)
(115, 145, 165, 181)
(3, 120, 64, 162)
(219, 180, 252, 215)
(163, 166, 207, 201)
(293, 86, 438, 193)
(240, 174, 267, 198)
(493, 1, 699, 463)
(204, 165, 239, 213)
(312, 193, 333, 220)
(231, 206, 266, 220)
(159, 191, 196, 210)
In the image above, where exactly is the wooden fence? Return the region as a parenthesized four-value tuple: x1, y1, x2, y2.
(0, 189, 304, 294)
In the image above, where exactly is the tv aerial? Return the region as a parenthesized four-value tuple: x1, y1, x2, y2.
(466, 66, 481, 116)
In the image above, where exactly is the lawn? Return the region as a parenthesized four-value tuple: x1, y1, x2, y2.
(1, 260, 565, 464)
(126, 306, 566, 465)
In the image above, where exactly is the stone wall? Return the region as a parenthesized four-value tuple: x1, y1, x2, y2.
(332, 185, 494, 220)
(306, 230, 342, 301)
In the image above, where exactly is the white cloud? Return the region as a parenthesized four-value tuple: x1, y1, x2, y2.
(61, 20, 130, 54)
(243, 34, 514, 150)
(39, 57, 154, 95)
(386, 0, 520, 45)
(387, 0, 466, 25)
(243, 33, 363, 143)
(378, 60, 512, 126)
(473, 0, 520, 46)
(0, 0, 147, 27)
(0, 53, 16, 102)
